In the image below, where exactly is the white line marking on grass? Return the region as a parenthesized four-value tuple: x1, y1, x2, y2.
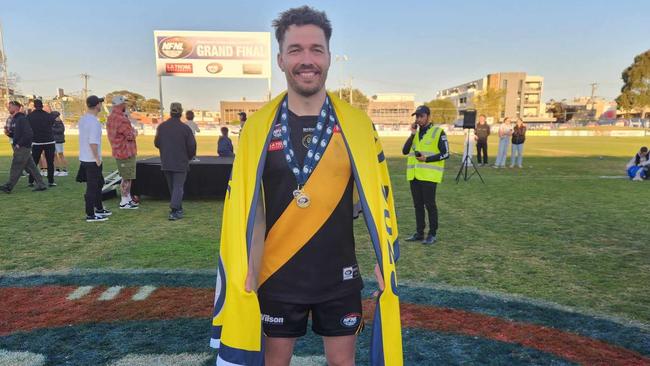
(599, 175, 628, 179)
(131, 285, 156, 301)
(98, 286, 123, 301)
(108, 353, 212, 366)
(66, 286, 94, 300)
(0, 349, 46, 366)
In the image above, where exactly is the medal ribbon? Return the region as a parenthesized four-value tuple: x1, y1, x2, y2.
(278, 95, 338, 190)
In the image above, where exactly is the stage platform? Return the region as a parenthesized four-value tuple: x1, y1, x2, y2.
(131, 156, 233, 198)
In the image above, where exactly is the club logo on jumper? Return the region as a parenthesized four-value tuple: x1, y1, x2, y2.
(302, 134, 313, 148)
(333, 124, 341, 133)
(206, 62, 223, 74)
(268, 140, 284, 152)
(342, 265, 359, 281)
(261, 314, 284, 325)
(340, 313, 361, 328)
(158, 37, 194, 59)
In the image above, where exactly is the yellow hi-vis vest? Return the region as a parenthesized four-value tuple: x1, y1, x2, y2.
(406, 125, 445, 183)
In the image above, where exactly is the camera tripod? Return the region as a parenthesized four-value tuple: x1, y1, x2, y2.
(455, 128, 485, 184)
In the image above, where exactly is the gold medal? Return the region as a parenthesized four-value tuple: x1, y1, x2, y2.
(295, 191, 311, 208)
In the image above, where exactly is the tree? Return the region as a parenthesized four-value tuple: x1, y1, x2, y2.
(616, 49, 650, 112)
(426, 99, 457, 124)
(471, 88, 506, 121)
(105, 90, 146, 111)
(142, 98, 161, 114)
(330, 88, 369, 111)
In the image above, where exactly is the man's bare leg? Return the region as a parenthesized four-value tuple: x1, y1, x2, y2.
(324, 335, 356, 366)
(265, 337, 297, 366)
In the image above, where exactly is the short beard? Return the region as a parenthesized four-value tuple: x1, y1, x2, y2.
(286, 69, 328, 98)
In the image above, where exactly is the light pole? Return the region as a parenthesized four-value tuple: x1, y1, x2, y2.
(335, 55, 348, 99)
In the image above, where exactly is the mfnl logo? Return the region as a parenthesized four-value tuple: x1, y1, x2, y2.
(158, 37, 193, 59)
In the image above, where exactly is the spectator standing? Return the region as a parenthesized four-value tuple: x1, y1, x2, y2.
(510, 118, 526, 168)
(154, 102, 197, 220)
(0, 101, 47, 193)
(51, 111, 68, 176)
(78, 95, 111, 222)
(238, 111, 247, 130)
(217, 126, 234, 157)
(27, 99, 57, 186)
(107, 95, 139, 209)
(494, 117, 512, 168)
(474, 114, 490, 166)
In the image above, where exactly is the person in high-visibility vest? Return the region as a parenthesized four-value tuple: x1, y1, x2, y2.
(402, 105, 449, 245)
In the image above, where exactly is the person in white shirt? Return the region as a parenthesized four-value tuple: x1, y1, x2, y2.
(78, 95, 112, 222)
(626, 146, 650, 181)
(494, 117, 513, 168)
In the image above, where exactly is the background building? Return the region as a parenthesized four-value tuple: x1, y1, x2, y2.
(219, 99, 266, 123)
(367, 93, 415, 125)
(437, 72, 554, 122)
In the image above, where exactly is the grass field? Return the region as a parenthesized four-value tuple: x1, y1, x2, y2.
(0, 134, 649, 325)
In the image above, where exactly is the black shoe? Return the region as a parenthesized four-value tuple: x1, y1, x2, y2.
(86, 215, 108, 222)
(95, 208, 112, 217)
(168, 211, 182, 221)
(0, 185, 10, 194)
(422, 234, 437, 245)
(48, 182, 57, 187)
(32, 186, 47, 192)
(404, 233, 424, 242)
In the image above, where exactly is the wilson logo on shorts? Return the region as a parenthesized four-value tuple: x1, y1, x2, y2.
(261, 314, 284, 325)
(340, 313, 361, 328)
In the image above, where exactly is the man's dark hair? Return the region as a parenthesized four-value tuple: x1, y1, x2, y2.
(221, 127, 229, 134)
(171, 112, 182, 118)
(185, 110, 194, 120)
(272, 6, 332, 49)
(641, 146, 648, 153)
(9, 100, 22, 108)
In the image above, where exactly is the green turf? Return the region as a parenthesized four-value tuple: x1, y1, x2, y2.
(0, 134, 649, 324)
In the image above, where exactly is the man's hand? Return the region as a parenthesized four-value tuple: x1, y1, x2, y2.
(95, 159, 102, 167)
(416, 155, 426, 162)
(410, 123, 417, 135)
(373, 263, 385, 297)
(245, 270, 255, 293)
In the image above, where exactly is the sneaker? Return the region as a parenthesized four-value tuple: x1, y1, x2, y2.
(404, 233, 424, 242)
(518, 165, 523, 168)
(60, 171, 69, 176)
(32, 186, 47, 192)
(95, 208, 112, 217)
(0, 185, 10, 194)
(48, 182, 57, 187)
(54, 171, 61, 177)
(86, 215, 108, 222)
(191, 157, 200, 162)
(168, 210, 183, 221)
(119, 201, 139, 209)
(422, 234, 437, 245)
(40, 170, 47, 176)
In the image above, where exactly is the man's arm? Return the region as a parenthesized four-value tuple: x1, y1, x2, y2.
(424, 131, 450, 162)
(187, 129, 197, 158)
(154, 125, 161, 148)
(89, 143, 101, 166)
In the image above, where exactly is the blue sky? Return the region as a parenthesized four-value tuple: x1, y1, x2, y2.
(2, 0, 648, 110)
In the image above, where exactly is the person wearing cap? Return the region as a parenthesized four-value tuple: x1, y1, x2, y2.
(27, 99, 57, 187)
(0, 101, 48, 193)
(238, 111, 247, 129)
(107, 95, 139, 209)
(78, 95, 112, 222)
(402, 105, 449, 245)
(154, 102, 197, 220)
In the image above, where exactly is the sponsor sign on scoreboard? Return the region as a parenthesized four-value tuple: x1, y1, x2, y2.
(154, 30, 271, 78)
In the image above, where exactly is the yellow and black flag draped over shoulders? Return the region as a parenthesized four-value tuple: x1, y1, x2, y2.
(211, 92, 403, 366)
